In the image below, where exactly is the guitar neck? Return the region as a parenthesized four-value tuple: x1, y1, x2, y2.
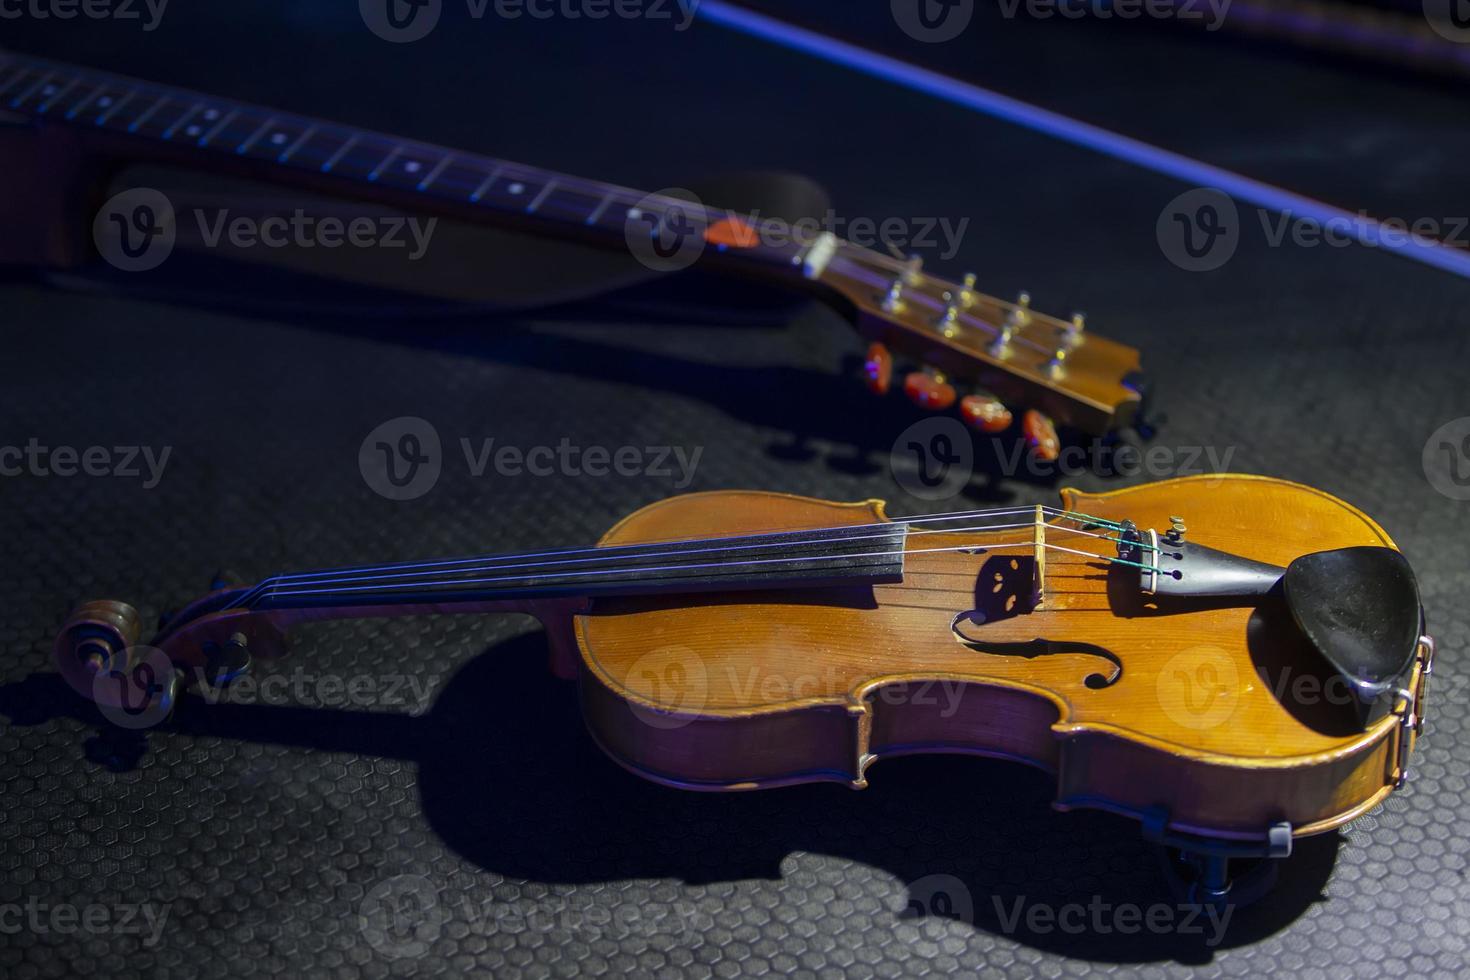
(0, 48, 813, 279)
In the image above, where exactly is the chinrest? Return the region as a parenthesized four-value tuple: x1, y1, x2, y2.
(1283, 546, 1423, 728)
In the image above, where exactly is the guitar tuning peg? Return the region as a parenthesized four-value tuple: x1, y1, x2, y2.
(903, 370, 957, 411)
(1023, 409, 1060, 462)
(960, 393, 1013, 433)
(863, 342, 893, 395)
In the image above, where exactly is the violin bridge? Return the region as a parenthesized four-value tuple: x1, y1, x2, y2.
(1033, 505, 1046, 609)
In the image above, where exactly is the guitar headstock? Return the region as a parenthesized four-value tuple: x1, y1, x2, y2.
(804, 235, 1147, 450)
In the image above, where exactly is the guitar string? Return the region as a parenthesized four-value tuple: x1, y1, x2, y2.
(240, 504, 1131, 601)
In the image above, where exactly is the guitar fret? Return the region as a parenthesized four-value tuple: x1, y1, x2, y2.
(35, 75, 81, 113)
(161, 102, 203, 139)
(235, 115, 276, 154)
(469, 165, 504, 203)
(525, 180, 557, 214)
(127, 94, 170, 132)
(197, 108, 239, 146)
(65, 83, 110, 120)
(319, 133, 360, 173)
(366, 145, 403, 182)
(9, 70, 55, 109)
(416, 153, 454, 192)
(277, 124, 318, 162)
(95, 88, 136, 125)
(585, 193, 615, 226)
(0, 64, 31, 99)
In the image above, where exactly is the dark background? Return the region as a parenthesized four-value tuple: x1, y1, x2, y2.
(2, 2, 1468, 976)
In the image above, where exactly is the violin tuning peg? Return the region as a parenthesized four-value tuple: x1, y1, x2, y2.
(960, 393, 1013, 433)
(1023, 409, 1060, 462)
(864, 342, 893, 395)
(903, 370, 957, 411)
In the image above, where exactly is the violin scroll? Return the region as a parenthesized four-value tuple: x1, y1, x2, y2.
(54, 599, 145, 706)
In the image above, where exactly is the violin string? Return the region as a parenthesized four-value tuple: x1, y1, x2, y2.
(251, 517, 1141, 597)
(242, 504, 1123, 604)
(256, 525, 1150, 603)
(250, 504, 1100, 588)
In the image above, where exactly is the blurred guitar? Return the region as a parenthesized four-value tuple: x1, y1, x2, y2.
(0, 49, 1149, 452)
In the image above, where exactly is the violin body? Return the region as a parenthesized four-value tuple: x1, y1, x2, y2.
(574, 476, 1429, 846)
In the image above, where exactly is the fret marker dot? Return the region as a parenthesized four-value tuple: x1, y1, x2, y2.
(97, 96, 113, 108)
(270, 132, 287, 145)
(203, 108, 220, 121)
(404, 160, 422, 173)
(508, 182, 525, 195)
(627, 208, 643, 219)
(42, 85, 56, 96)
(185, 124, 202, 137)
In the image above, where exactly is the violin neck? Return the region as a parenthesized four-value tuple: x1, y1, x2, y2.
(1, 49, 814, 280)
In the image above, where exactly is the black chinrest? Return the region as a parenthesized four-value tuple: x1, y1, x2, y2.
(1282, 547, 1422, 728)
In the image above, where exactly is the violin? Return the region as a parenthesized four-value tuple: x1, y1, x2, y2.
(1, 50, 1146, 450)
(57, 473, 1431, 903)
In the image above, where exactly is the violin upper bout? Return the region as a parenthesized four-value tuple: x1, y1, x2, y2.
(597, 490, 890, 549)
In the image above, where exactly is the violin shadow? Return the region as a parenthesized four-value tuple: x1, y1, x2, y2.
(0, 631, 1338, 963)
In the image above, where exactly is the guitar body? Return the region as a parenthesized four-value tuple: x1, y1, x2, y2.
(575, 477, 1426, 844)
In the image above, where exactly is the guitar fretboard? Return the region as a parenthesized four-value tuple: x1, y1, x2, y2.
(0, 49, 811, 272)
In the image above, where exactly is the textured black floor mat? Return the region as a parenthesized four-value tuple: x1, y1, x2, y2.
(3, 5, 1469, 977)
